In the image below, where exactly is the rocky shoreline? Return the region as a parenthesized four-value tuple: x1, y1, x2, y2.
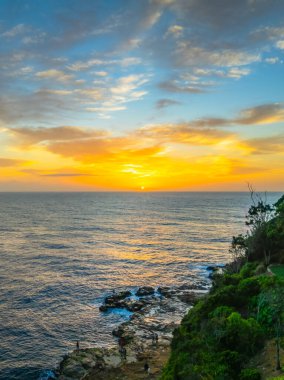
(53, 279, 210, 380)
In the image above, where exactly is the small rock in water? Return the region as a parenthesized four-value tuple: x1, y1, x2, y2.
(105, 290, 131, 304)
(136, 286, 155, 296)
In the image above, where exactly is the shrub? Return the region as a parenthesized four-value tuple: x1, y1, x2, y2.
(237, 277, 260, 298)
(219, 312, 264, 356)
(240, 368, 261, 380)
(240, 262, 259, 278)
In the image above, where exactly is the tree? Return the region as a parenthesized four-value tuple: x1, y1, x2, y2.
(244, 187, 274, 264)
(257, 285, 284, 370)
(229, 234, 248, 272)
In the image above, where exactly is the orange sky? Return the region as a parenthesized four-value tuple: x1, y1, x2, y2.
(0, 1, 284, 191)
(1, 117, 284, 191)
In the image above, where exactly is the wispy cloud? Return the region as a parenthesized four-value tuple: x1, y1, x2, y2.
(158, 80, 205, 93)
(155, 99, 182, 109)
(10, 126, 107, 146)
(1, 23, 30, 37)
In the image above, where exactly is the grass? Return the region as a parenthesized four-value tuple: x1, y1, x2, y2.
(270, 265, 284, 278)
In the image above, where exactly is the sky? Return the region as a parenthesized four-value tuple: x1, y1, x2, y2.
(0, 0, 284, 192)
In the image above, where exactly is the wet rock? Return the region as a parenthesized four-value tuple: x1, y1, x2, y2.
(206, 265, 216, 271)
(124, 299, 144, 312)
(177, 292, 201, 304)
(104, 290, 131, 305)
(178, 283, 207, 291)
(157, 286, 172, 297)
(112, 326, 126, 337)
(60, 363, 87, 379)
(136, 286, 155, 296)
(99, 305, 109, 312)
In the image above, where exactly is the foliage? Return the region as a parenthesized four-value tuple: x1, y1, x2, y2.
(239, 368, 261, 380)
(257, 283, 284, 370)
(270, 265, 284, 278)
(230, 192, 284, 265)
(161, 193, 284, 380)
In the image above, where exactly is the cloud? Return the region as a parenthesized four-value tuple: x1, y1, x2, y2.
(175, 43, 261, 68)
(169, 0, 283, 34)
(1, 24, 29, 37)
(0, 91, 74, 124)
(41, 89, 73, 96)
(84, 74, 149, 117)
(276, 40, 284, 50)
(120, 57, 141, 66)
(186, 103, 284, 128)
(67, 57, 141, 72)
(10, 126, 107, 146)
(94, 71, 108, 77)
(251, 26, 284, 43)
(246, 134, 284, 154)
(137, 123, 232, 146)
(110, 74, 148, 95)
(166, 25, 184, 38)
(40, 172, 93, 177)
(0, 157, 27, 167)
(226, 67, 251, 79)
(265, 57, 280, 64)
(236, 103, 284, 125)
(158, 80, 205, 93)
(155, 99, 181, 109)
(67, 59, 105, 72)
(8, 122, 233, 167)
(36, 69, 74, 82)
(194, 67, 251, 79)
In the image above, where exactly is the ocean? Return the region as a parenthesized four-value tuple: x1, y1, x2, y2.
(0, 192, 281, 380)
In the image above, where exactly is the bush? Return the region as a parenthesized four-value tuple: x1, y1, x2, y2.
(254, 263, 266, 275)
(238, 277, 260, 298)
(240, 368, 261, 380)
(240, 262, 259, 278)
(219, 312, 264, 356)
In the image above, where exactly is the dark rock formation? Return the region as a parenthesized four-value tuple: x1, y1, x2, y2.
(135, 286, 155, 296)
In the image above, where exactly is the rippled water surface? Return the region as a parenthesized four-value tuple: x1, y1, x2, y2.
(0, 192, 280, 379)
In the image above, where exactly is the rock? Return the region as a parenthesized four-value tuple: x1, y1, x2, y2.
(81, 357, 97, 370)
(136, 286, 155, 296)
(61, 363, 87, 379)
(57, 282, 210, 380)
(112, 326, 125, 337)
(206, 265, 216, 271)
(99, 305, 109, 312)
(124, 299, 145, 312)
(177, 292, 200, 304)
(157, 286, 172, 297)
(178, 283, 207, 291)
(104, 353, 121, 368)
(105, 290, 131, 304)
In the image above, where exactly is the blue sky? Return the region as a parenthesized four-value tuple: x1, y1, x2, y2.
(0, 0, 284, 191)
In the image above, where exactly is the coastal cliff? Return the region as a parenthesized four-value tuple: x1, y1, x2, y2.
(161, 194, 284, 380)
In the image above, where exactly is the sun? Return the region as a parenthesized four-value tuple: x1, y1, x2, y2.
(140, 186, 145, 190)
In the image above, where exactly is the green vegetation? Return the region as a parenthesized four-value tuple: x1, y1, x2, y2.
(161, 193, 284, 380)
(270, 265, 284, 278)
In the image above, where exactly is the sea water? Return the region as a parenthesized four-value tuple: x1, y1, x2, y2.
(0, 192, 281, 379)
